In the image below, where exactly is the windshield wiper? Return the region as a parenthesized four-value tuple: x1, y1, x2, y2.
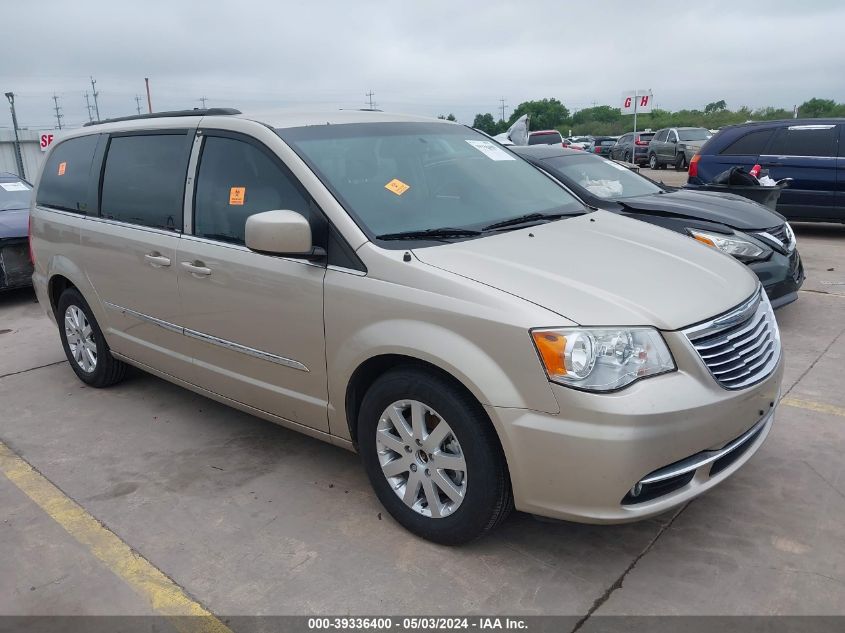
(482, 211, 575, 232)
(375, 227, 482, 241)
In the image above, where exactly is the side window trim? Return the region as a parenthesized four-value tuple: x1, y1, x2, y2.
(98, 129, 194, 231)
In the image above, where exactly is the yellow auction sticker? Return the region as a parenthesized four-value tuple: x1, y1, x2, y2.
(229, 186, 246, 205)
(384, 178, 410, 196)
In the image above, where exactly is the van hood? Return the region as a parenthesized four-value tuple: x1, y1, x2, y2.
(412, 211, 758, 330)
(618, 189, 783, 230)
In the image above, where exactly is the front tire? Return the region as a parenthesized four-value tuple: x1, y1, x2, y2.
(57, 288, 127, 388)
(675, 153, 687, 171)
(359, 367, 512, 544)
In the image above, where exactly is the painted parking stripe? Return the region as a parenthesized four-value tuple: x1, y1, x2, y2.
(0, 441, 232, 633)
(782, 397, 845, 418)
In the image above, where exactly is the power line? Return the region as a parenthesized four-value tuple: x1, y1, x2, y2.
(199, 96, 208, 108)
(51, 93, 64, 129)
(365, 90, 376, 110)
(84, 92, 94, 123)
(134, 95, 142, 115)
(90, 76, 101, 121)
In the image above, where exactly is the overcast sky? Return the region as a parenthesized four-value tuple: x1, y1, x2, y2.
(3, 0, 844, 130)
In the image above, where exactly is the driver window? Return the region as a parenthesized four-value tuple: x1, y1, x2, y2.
(194, 135, 309, 244)
(668, 131, 678, 143)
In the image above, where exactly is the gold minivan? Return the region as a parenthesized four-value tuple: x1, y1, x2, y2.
(30, 109, 783, 543)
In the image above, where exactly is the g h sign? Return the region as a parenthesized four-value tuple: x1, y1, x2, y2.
(620, 90, 654, 114)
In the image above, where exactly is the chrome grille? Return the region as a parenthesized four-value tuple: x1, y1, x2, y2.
(684, 288, 781, 390)
(754, 223, 795, 252)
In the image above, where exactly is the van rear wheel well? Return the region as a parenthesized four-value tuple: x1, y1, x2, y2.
(48, 275, 76, 318)
(345, 355, 490, 448)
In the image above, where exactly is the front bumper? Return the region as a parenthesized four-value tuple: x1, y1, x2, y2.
(0, 239, 33, 290)
(486, 331, 784, 523)
(750, 249, 804, 309)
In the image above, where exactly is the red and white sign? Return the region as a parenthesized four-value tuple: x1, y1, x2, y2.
(39, 133, 55, 152)
(620, 90, 654, 114)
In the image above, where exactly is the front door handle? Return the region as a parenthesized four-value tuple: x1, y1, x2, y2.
(181, 260, 212, 277)
(144, 252, 171, 267)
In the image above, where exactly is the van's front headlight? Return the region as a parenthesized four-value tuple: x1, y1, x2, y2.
(531, 327, 675, 392)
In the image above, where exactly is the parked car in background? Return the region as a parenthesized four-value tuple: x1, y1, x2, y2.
(648, 127, 711, 170)
(567, 135, 592, 149)
(586, 136, 618, 157)
(527, 129, 564, 146)
(688, 119, 844, 222)
(31, 109, 783, 543)
(609, 131, 655, 165)
(513, 145, 804, 308)
(0, 172, 33, 291)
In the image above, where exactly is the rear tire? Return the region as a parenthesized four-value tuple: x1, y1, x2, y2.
(358, 367, 512, 544)
(624, 150, 631, 163)
(57, 288, 127, 388)
(675, 153, 687, 171)
(648, 153, 659, 170)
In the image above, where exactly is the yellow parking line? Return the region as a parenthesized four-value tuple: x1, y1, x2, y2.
(0, 441, 232, 633)
(782, 397, 845, 418)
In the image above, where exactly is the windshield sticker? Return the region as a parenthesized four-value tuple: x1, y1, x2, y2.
(58, 162, 67, 176)
(0, 182, 29, 192)
(384, 178, 410, 196)
(229, 186, 246, 206)
(465, 139, 515, 161)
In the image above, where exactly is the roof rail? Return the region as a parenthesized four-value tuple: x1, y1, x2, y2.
(83, 107, 241, 127)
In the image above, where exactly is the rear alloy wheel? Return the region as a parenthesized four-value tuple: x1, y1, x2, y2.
(624, 151, 631, 163)
(648, 153, 659, 170)
(359, 368, 512, 544)
(57, 288, 127, 388)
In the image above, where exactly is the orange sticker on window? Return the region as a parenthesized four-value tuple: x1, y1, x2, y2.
(58, 162, 67, 176)
(384, 178, 410, 196)
(229, 186, 245, 205)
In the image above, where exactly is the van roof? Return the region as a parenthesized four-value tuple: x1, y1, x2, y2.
(80, 107, 445, 132)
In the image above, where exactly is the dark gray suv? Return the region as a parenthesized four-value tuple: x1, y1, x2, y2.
(648, 127, 711, 170)
(609, 131, 655, 165)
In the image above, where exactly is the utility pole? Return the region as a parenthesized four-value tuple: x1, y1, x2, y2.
(499, 97, 507, 122)
(144, 78, 152, 113)
(84, 92, 94, 122)
(365, 90, 376, 110)
(199, 96, 208, 108)
(90, 76, 101, 121)
(4, 92, 26, 180)
(134, 95, 142, 115)
(52, 93, 64, 129)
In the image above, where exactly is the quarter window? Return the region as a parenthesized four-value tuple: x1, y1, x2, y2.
(100, 133, 190, 230)
(36, 135, 100, 213)
(765, 125, 837, 157)
(193, 135, 309, 244)
(720, 129, 774, 155)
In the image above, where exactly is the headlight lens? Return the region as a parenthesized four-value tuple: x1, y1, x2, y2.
(688, 229, 765, 259)
(531, 327, 675, 391)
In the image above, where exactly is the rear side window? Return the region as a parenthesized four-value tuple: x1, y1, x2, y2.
(193, 135, 309, 244)
(654, 130, 668, 142)
(36, 135, 99, 213)
(720, 129, 774, 155)
(100, 133, 191, 230)
(765, 125, 837, 157)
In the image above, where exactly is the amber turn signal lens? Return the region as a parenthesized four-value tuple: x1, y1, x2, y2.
(532, 331, 567, 376)
(693, 234, 715, 247)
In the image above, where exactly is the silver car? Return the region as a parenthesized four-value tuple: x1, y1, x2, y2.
(30, 109, 782, 544)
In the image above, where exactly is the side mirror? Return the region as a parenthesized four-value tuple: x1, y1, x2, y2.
(245, 210, 322, 259)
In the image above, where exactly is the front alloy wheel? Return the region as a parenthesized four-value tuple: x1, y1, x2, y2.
(64, 305, 97, 373)
(376, 400, 467, 518)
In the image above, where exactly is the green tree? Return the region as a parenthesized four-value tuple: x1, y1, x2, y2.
(798, 98, 836, 118)
(437, 113, 457, 121)
(704, 100, 727, 114)
(509, 98, 570, 131)
(472, 113, 498, 134)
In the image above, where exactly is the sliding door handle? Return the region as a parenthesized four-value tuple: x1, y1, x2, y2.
(144, 252, 171, 267)
(181, 261, 212, 277)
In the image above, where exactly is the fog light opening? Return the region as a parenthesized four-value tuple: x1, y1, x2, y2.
(629, 482, 643, 498)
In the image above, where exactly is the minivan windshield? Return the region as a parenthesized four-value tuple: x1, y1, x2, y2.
(278, 123, 584, 241)
(541, 154, 662, 200)
(678, 128, 710, 142)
